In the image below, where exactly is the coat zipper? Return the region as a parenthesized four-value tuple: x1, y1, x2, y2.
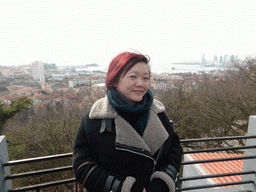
(116, 147, 158, 173)
(154, 145, 163, 171)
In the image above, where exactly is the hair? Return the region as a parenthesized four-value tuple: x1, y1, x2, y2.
(105, 51, 150, 90)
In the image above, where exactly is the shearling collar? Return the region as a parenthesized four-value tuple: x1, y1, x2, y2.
(89, 95, 169, 155)
(89, 95, 118, 119)
(89, 95, 165, 119)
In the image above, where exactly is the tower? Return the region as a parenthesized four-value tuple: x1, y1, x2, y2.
(202, 54, 206, 66)
(213, 55, 218, 66)
(32, 61, 45, 84)
(219, 56, 223, 65)
(223, 55, 228, 67)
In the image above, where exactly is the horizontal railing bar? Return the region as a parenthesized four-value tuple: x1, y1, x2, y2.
(179, 170, 256, 182)
(183, 145, 256, 154)
(4, 135, 256, 191)
(5, 165, 73, 180)
(4, 136, 256, 167)
(175, 180, 254, 191)
(7, 178, 76, 192)
(180, 135, 256, 144)
(4, 153, 72, 167)
(181, 155, 256, 165)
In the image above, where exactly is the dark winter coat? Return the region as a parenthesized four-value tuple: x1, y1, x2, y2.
(72, 96, 183, 192)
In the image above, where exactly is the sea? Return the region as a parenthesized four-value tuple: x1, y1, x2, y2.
(71, 63, 226, 75)
(151, 63, 226, 74)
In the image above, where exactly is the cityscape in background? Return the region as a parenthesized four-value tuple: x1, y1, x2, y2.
(0, 54, 238, 106)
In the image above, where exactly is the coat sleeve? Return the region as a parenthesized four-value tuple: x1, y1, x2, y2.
(73, 112, 117, 191)
(148, 112, 183, 192)
(72, 112, 144, 192)
(159, 112, 183, 171)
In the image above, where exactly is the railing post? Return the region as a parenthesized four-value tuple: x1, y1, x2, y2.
(242, 115, 256, 192)
(0, 135, 12, 192)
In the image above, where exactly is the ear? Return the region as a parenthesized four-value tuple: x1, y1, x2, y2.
(112, 83, 116, 87)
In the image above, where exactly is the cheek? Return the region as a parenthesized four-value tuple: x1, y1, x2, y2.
(122, 80, 134, 87)
(145, 82, 150, 89)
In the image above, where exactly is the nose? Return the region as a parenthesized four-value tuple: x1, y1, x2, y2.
(135, 78, 144, 87)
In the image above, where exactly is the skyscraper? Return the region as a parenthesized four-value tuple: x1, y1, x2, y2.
(213, 55, 218, 65)
(202, 54, 206, 66)
(32, 61, 45, 84)
(224, 55, 228, 66)
(219, 56, 223, 65)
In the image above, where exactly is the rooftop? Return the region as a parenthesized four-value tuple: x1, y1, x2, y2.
(190, 152, 244, 187)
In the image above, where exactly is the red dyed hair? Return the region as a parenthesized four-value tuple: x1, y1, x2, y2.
(105, 52, 150, 90)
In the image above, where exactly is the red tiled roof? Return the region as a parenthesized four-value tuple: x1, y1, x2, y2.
(190, 152, 244, 188)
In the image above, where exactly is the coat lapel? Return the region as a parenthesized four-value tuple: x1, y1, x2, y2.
(115, 109, 169, 156)
(142, 110, 169, 155)
(90, 96, 169, 156)
(115, 115, 151, 153)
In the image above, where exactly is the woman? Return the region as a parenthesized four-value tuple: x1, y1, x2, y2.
(73, 51, 183, 192)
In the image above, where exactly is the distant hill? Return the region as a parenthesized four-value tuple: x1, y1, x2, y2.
(172, 62, 201, 65)
(84, 63, 99, 68)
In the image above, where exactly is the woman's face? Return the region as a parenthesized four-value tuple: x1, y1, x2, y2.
(113, 62, 150, 105)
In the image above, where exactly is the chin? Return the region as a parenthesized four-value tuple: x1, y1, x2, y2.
(134, 98, 143, 103)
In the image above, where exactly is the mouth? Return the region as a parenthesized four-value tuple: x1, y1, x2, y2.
(133, 90, 144, 94)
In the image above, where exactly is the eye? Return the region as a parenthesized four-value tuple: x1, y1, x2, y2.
(130, 76, 136, 79)
(143, 77, 149, 80)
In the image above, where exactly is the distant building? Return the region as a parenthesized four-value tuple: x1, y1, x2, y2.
(224, 55, 228, 66)
(213, 55, 218, 65)
(32, 61, 45, 84)
(219, 56, 223, 65)
(230, 55, 236, 64)
(202, 54, 206, 66)
(150, 80, 173, 90)
(69, 78, 91, 88)
(44, 63, 56, 70)
(51, 74, 66, 81)
(0, 69, 13, 77)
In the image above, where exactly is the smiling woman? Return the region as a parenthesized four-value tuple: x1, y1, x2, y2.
(106, 52, 150, 105)
(113, 62, 150, 105)
(72, 51, 183, 192)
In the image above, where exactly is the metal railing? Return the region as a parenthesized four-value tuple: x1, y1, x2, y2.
(177, 135, 256, 191)
(3, 135, 256, 192)
(4, 153, 75, 192)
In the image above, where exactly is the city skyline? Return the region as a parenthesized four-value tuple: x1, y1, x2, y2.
(1, 0, 255, 68)
(0, 53, 238, 67)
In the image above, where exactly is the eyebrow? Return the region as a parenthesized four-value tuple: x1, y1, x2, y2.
(127, 71, 149, 75)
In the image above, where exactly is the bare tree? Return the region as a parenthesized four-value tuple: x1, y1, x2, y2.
(3, 86, 107, 191)
(160, 57, 256, 148)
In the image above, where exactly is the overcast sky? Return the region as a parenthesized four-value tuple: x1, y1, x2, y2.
(1, 0, 256, 68)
